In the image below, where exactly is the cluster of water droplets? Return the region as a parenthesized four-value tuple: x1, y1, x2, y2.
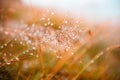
(0, 11, 89, 67)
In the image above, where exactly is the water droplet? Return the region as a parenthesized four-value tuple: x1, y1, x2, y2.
(10, 44, 13, 47)
(28, 33, 32, 36)
(6, 62, 11, 65)
(79, 61, 82, 64)
(64, 20, 68, 24)
(27, 40, 31, 44)
(0, 46, 3, 49)
(26, 50, 29, 53)
(32, 23, 35, 27)
(23, 51, 26, 54)
(71, 52, 74, 55)
(91, 60, 94, 63)
(4, 44, 7, 46)
(56, 55, 62, 59)
(15, 57, 19, 61)
(48, 18, 50, 21)
(50, 23, 54, 26)
(32, 47, 36, 50)
(56, 56, 59, 58)
(20, 33, 23, 36)
(14, 38, 17, 41)
(20, 41, 23, 45)
(5, 31, 9, 35)
(100, 52, 104, 55)
(44, 23, 47, 26)
(59, 56, 63, 59)
(10, 59, 14, 62)
(30, 53, 33, 56)
(51, 12, 54, 15)
(36, 55, 39, 58)
(41, 17, 45, 20)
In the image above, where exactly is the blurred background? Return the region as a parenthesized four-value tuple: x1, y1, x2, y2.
(0, 0, 120, 80)
(22, 0, 120, 23)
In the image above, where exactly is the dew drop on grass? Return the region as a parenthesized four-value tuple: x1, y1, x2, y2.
(5, 31, 9, 35)
(32, 47, 36, 50)
(50, 23, 54, 26)
(6, 62, 11, 65)
(10, 44, 13, 47)
(44, 23, 47, 26)
(64, 20, 68, 24)
(59, 56, 63, 59)
(71, 52, 74, 55)
(32, 23, 35, 27)
(91, 60, 94, 63)
(30, 53, 33, 56)
(79, 61, 82, 64)
(41, 17, 45, 20)
(47, 18, 50, 21)
(36, 55, 39, 58)
(15, 57, 19, 61)
(26, 50, 29, 53)
(51, 12, 54, 15)
(4, 43, 7, 46)
(20, 41, 23, 45)
(56, 55, 63, 59)
(14, 38, 17, 41)
(27, 40, 31, 44)
(0, 46, 4, 49)
(56, 56, 59, 59)
(23, 51, 26, 54)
